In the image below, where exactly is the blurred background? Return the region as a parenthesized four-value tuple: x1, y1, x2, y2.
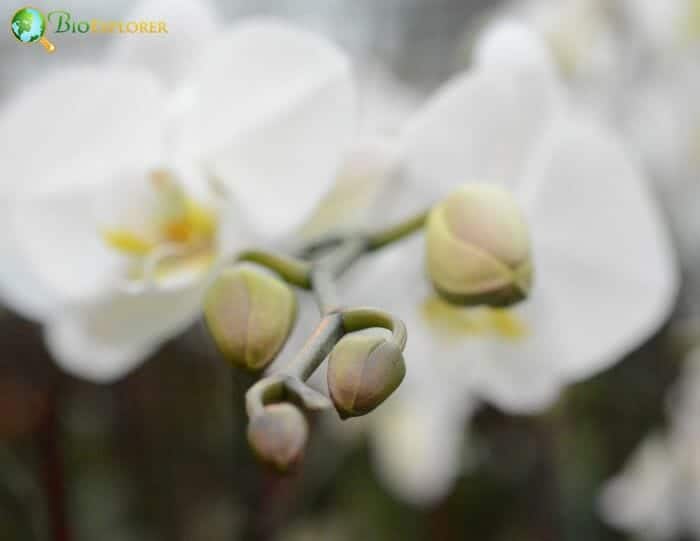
(1, 0, 699, 539)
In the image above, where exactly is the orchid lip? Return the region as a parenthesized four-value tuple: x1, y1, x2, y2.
(101, 168, 219, 292)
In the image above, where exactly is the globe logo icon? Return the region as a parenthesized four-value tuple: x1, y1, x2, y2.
(10, 7, 55, 52)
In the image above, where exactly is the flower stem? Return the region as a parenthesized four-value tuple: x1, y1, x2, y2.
(243, 211, 426, 426)
(365, 209, 430, 250)
(281, 313, 345, 381)
(235, 250, 312, 288)
(38, 386, 71, 541)
(310, 237, 367, 314)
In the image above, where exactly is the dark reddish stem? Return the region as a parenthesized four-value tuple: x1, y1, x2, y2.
(38, 386, 71, 541)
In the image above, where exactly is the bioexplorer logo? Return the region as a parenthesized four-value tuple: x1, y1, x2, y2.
(10, 6, 168, 53)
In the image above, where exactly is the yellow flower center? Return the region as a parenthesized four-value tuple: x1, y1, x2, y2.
(102, 169, 218, 285)
(420, 295, 528, 341)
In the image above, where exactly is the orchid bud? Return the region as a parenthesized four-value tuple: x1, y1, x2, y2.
(327, 334, 405, 419)
(247, 403, 308, 472)
(204, 265, 296, 371)
(426, 184, 532, 307)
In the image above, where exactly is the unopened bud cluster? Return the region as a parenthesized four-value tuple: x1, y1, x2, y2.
(203, 181, 535, 474)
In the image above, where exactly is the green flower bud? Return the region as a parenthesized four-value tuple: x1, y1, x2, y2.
(203, 265, 297, 371)
(327, 334, 406, 419)
(247, 403, 308, 472)
(426, 184, 532, 307)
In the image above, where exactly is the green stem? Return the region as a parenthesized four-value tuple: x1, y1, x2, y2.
(341, 307, 407, 350)
(365, 210, 429, 250)
(280, 313, 345, 381)
(243, 209, 427, 419)
(235, 250, 311, 288)
(310, 238, 367, 315)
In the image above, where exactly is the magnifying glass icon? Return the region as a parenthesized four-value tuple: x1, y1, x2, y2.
(10, 7, 56, 53)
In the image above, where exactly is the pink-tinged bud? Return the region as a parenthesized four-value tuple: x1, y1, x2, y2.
(247, 403, 308, 472)
(204, 266, 297, 371)
(327, 334, 405, 419)
(426, 184, 532, 307)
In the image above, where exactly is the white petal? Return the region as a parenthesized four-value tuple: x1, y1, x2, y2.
(298, 137, 400, 238)
(620, 0, 685, 53)
(45, 281, 205, 382)
(107, 0, 220, 88)
(10, 182, 126, 305)
(0, 68, 166, 306)
(344, 235, 567, 412)
(475, 19, 555, 72)
(175, 18, 355, 237)
(0, 210, 58, 320)
(620, 69, 698, 190)
(357, 65, 421, 136)
(525, 114, 678, 381)
(371, 390, 472, 506)
(599, 434, 679, 540)
(0, 67, 165, 197)
(400, 58, 560, 197)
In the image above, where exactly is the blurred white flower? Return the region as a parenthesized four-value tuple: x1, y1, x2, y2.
(612, 0, 700, 312)
(314, 20, 676, 504)
(468, 0, 629, 119)
(618, 65, 700, 284)
(369, 387, 476, 506)
(599, 434, 680, 540)
(350, 19, 677, 412)
(600, 347, 700, 539)
(0, 1, 354, 382)
(619, 0, 700, 58)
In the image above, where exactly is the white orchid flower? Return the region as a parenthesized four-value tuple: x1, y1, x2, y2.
(0, 1, 354, 382)
(600, 347, 700, 539)
(475, 0, 642, 130)
(501, 0, 624, 86)
(346, 20, 677, 412)
(303, 21, 676, 505)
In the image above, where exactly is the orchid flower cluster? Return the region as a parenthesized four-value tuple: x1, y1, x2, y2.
(0, 0, 678, 502)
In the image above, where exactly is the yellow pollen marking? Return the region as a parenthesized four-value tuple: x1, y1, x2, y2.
(420, 296, 528, 341)
(184, 198, 217, 239)
(152, 249, 216, 280)
(102, 229, 154, 256)
(486, 309, 527, 339)
(104, 191, 217, 257)
(103, 169, 219, 285)
(164, 220, 193, 244)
